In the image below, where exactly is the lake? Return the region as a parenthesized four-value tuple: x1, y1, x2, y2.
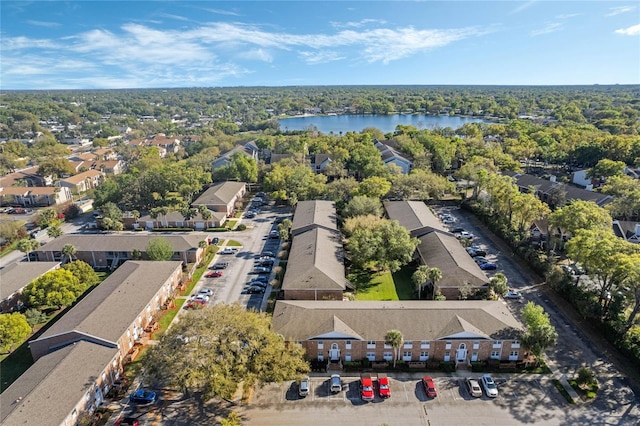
(278, 114, 487, 134)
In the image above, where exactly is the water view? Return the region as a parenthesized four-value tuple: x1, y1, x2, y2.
(278, 114, 487, 134)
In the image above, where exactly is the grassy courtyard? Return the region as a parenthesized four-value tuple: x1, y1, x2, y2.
(353, 265, 415, 301)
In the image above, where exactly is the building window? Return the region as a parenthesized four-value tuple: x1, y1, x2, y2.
(420, 341, 430, 349)
(366, 352, 376, 361)
(419, 351, 429, 361)
(383, 352, 393, 361)
(445, 341, 452, 350)
(473, 341, 479, 350)
(509, 351, 519, 361)
(403, 341, 413, 349)
(384, 343, 392, 349)
(367, 340, 376, 349)
(318, 354, 324, 361)
(402, 351, 412, 361)
(345, 353, 352, 362)
(346, 340, 351, 349)
(490, 351, 500, 359)
(444, 352, 451, 362)
(317, 341, 323, 349)
(512, 340, 520, 348)
(493, 341, 502, 348)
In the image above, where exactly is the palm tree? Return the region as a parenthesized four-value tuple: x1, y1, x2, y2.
(384, 330, 404, 368)
(17, 238, 40, 262)
(61, 244, 76, 264)
(412, 265, 430, 300)
(428, 267, 443, 300)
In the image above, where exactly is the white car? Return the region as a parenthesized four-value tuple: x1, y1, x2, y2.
(220, 247, 238, 255)
(198, 288, 214, 297)
(457, 231, 475, 239)
(480, 374, 498, 398)
(466, 378, 482, 398)
(504, 290, 523, 300)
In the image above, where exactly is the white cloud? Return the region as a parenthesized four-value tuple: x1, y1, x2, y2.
(237, 48, 273, 63)
(555, 13, 580, 20)
(530, 22, 562, 37)
(157, 13, 190, 22)
(299, 50, 346, 64)
(199, 7, 241, 17)
(606, 6, 636, 17)
(1, 36, 59, 50)
(26, 20, 61, 28)
(615, 24, 640, 36)
(509, 1, 537, 15)
(330, 18, 387, 29)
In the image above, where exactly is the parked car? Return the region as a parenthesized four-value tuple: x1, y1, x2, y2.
(211, 262, 229, 269)
(269, 230, 280, 239)
(205, 271, 223, 278)
(473, 256, 490, 264)
(246, 286, 265, 294)
(442, 217, 456, 224)
(220, 247, 238, 255)
(466, 247, 487, 257)
(114, 417, 140, 426)
(262, 251, 275, 258)
(480, 374, 499, 398)
(245, 211, 256, 219)
(330, 374, 342, 393)
(198, 288, 214, 296)
(360, 375, 375, 401)
(504, 289, 523, 300)
(298, 376, 310, 397)
(479, 262, 497, 270)
(193, 295, 209, 303)
(249, 276, 268, 283)
(421, 376, 437, 398)
(466, 378, 483, 398)
(247, 281, 268, 289)
(129, 389, 157, 404)
(257, 259, 275, 266)
(378, 375, 391, 398)
(210, 237, 220, 245)
(451, 227, 465, 234)
(457, 231, 475, 239)
(252, 266, 271, 274)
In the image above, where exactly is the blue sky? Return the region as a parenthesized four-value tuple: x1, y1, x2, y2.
(1, 1, 638, 89)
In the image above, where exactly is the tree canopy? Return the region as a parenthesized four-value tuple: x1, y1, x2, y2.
(22, 268, 86, 310)
(146, 237, 174, 261)
(143, 304, 309, 400)
(0, 313, 32, 353)
(520, 302, 558, 361)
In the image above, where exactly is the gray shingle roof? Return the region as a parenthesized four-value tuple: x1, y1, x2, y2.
(1, 262, 59, 301)
(290, 200, 337, 235)
(0, 341, 117, 426)
(33, 234, 203, 253)
(282, 227, 348, 291)
(192, 181, 245, 206)
(384, 201, 445, 236)
(34, 261, 182, 345)
(416, 231, 488, 287)
(272, 300, 523, 341)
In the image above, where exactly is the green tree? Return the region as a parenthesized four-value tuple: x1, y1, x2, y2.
(346, 218, 419, 272)
(143, 304, 309, 400)
(427, 267, 443, 300)
(0, 313, 32, 353)
(36, 208, 58, 228)
(520, 302, 558, 364)
(576, 366, 596, 390)
(489, 273, 509, 299)
(46, 220, 63, 238)
(342, 196, 383, 218)
(61, 244, 76, 263)
(384, 329, 404, 368)
(17, 238, 40, 262)
(412, 265, 430, 300)
(22, 269, 86, 310)
(549, 200, 613, 239)
(146, 237, 174, 261)
(357, 176, 391, 199)
(587, 158, 626, 179)
(63, 260, 100, 288)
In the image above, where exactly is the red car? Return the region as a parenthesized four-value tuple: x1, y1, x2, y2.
(422, 376, 437, 398)
(205, 271, 223, 278)
(360, 375, 375, 401)
(378, 375, 391, 398)
(114, 417, 140, 426)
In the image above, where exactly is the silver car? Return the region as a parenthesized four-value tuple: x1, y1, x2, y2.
(466, 378, 482, 398)
(480, 374, 498, 398)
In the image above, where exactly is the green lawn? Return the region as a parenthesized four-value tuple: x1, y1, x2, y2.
(152, 298, 186, 339)
(0, 343, 34, 392)
(225, 219, 238, 229)
(226, 239, 243, 247)
(352, 265, 416, 301)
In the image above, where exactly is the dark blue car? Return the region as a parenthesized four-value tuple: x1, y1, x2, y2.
(479, 262, 497, 270)
(129, 389, 157, 404)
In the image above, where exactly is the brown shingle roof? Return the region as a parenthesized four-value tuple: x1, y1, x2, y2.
(34, 234, 203, 253)
(290, 200, 338, 235)
(384, 201, 445, 236)
(272, 300, 523, 341)
(192, 181, 245, 206)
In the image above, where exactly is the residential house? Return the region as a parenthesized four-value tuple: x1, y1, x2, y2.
(0, 341, 120, 426)
(268, 153, 294, 164)
(191, 181, 246, 217)
(212, 141, 259, 171)
(0, 185, 72, 207)
(56, 169, 104, 194)
(147, 133, 181, 155)
(281, 227, 351, 300)
(0, 262, 60, 313)
(375, 140, 412, 174)
(272, 300, 524, 366)
(291, 200, 338, 236)
(29, 260, 183, 361)
(0, 166, 51, 188)
(504, 172, 613, 208)
(309, 154, 332, 173)
(32, 234, 206, 269)
(613, 220, 640, 244)
(130, 209, 227, 230)
(416, 232, 489, 299)
(383, 201, 446, 238)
